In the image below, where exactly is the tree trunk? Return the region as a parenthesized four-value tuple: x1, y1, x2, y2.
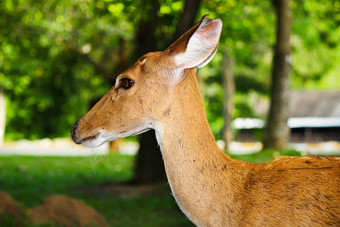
(134, 0, 202, 183)
(263, 0, 291, 150)
(173, 0, 203, 41)
(109, 38, 129, 153)
(112, 38, 129, 81)
(134, 130, 166, 182)
(133, 0, 165, 183)
(222, 55, 234, 152)
(0, 88, 6, 146)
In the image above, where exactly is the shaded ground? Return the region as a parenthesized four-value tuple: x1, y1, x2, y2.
(0, 183, 189, 227)
(75, 182, 168, 199)
(0, 155, 193, 226)
(0, 191, 109, 226)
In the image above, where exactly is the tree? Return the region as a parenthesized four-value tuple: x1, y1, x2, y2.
(202, 0, 274, 144)
(222, 55, 234, 151)
(0, 0, 121, 140)
(290, 0, 340, 90)
(1, 0, 338, 154)
(134, 0, 203, 183)
(173, 0, 203, 42)
(0, 88, 5, 145)
(263, 0, 292, 150)
(132, 0, 166, 183)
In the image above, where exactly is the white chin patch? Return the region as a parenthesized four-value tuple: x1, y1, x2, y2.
(81, 125, 152, 148)
(81, 136, 108, 148)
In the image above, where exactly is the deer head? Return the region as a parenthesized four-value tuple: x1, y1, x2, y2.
(71, 15, 222, 147)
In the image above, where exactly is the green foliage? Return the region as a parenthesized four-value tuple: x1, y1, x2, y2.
(0, 0, 116, 139)
(0, 0, 338, 140)
(201, 0, 275, 135)
(202, 0, 339, 137)
(290, 0, 340, 90)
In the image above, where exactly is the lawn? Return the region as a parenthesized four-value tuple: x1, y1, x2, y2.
(0, 150, 301, 226)
(0, 154, 193, 226)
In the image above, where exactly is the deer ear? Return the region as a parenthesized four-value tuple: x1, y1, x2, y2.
(166, 15, 223, 69)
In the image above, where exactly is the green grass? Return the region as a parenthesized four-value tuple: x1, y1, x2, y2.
(0, 154, 133, 206)
(0, 154, 192, 226)
(0, 149, 304, 226)
(228, 148, 302, 163)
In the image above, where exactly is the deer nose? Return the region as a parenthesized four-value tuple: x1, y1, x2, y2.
(71, 120, 80, 144)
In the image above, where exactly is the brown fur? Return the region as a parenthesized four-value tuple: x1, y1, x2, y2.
(72, 16, 340, 226)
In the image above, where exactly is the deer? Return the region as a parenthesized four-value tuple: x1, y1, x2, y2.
(71, 15, 340, 226)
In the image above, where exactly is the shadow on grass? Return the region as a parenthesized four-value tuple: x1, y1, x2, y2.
(0, 154, 193, 226)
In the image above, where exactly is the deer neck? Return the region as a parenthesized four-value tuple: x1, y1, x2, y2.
(154, 69, 245, 225)
(155, 69, 221, 158)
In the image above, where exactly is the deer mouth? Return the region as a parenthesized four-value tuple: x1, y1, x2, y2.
(80, 133, 100, 144)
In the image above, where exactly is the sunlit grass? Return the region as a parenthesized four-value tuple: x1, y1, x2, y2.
(228, 148, 302, 163)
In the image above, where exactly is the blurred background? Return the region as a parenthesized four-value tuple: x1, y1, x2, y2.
(0, 0, 339, 226)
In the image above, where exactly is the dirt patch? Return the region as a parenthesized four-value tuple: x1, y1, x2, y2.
(1, 184, 169, 226)
(29, 194, 109, 227)
(0, 190, 25, 216)
(0, 191, 109, 226)
(75, 183, 168, 198)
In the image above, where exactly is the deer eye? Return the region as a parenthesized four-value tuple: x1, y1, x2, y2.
(119, 78, 134, 89)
